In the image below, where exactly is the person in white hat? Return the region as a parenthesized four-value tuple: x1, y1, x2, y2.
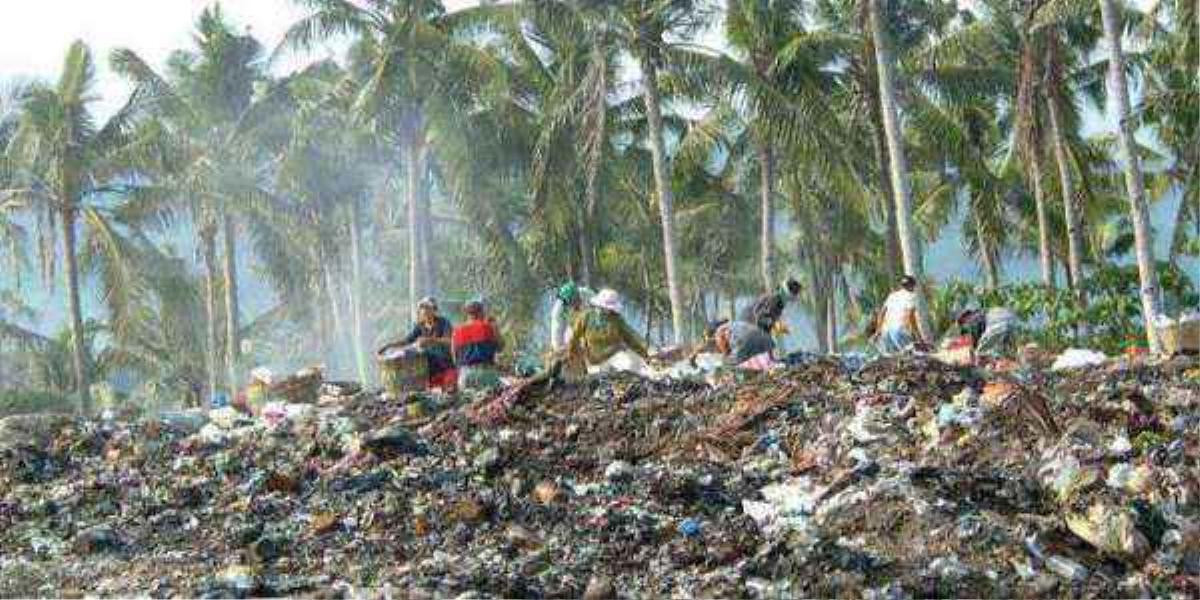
(565, 288, 649, 376)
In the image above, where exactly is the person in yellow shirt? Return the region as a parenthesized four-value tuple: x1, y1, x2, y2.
(565, 288, 649, 377)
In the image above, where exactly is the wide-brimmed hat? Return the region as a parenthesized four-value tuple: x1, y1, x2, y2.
(590, 288, 623, 313)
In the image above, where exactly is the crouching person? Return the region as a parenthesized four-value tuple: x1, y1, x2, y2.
(566, 288, 650, 378)
(453, 300, 504, 391)
(691, 319, 776, 368)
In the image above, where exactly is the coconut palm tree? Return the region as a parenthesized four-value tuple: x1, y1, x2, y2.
(867, 0, 931, 339)
(1139, 0, 1198, 264)
(606, 0, 708, 345)
(719, 0, 853, 293)
(4, 42, 148, 412)
(279, 0, 504, 317)
(1098, 0, 1162, 350)
(112, 6, 304, 397)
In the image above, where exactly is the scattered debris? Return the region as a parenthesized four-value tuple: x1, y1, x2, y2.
(0, 353, 1196, 597)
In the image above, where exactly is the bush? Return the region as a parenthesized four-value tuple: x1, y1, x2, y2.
(932, 262, 1197, 354)
(0, 390, 78, 417)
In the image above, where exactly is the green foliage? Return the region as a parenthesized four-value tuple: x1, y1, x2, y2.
(0, 389, 77, 416)
(934, 262, 1197, 354)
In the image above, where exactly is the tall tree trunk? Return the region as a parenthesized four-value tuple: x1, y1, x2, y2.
(60, 205, 90, 412)
(1017, 30, 1056, 289)
(416, 140, 436, 297)
(758, 141, 776, 293)
(577, 203, 594, 286)
(200, 225, 220, 404)
(323, 261, 347, 374)
(1030, 141, 1056, 288)
(813, 287, 829, 354)
(868, 0, 932, 340)
(1100, 0, 1162, 351)
(405, 127, 421, 320)
(642, 259, 653, 340)
(871, 116, 902, 278)
(349, 201, 369, 383)
(639, 52, 686, 345)
(826, 283, 838, 354)
(973, 211, 1001, 290)
(859, 0, 901, 278)
(1045, 39, 1087, 306)
(221, 213, 240, 395)
(580, 43, 607, 287)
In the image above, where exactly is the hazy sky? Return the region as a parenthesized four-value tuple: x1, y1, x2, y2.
(0, 0, 475, 117)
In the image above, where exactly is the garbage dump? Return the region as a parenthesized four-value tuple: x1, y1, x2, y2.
(0, 353, 1197, 598)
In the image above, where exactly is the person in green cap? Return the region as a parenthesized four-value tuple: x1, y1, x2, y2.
(549, 282, 594, 353)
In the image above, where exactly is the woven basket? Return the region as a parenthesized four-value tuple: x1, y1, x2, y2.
(270, 367, 323, 404)
(378, 346, 428, 396)
(1181, 319, 1200, 354)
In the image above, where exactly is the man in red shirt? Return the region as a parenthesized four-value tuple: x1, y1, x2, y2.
(452, 300, 504, 391)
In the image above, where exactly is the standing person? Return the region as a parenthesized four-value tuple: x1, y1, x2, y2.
(398, 297, 456, 391)
(549, 282, 595, 353)
(741, 278, 803, 334)
(566, 288, 649, 376)
(872, 275, 924, 355)
(453, 300, 504, 391)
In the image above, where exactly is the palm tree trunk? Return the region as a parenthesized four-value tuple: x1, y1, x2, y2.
(580, 44, 607, 287)
(200, 225, 220, 404)
(758, 140, 776, 293)
(405, 128, 421, 320)
(868, 0, 931, 340)
(826, 285, 838, 354)
(221, 213, 240, 395)
(349, 201, 369, 383)
(639, 53, 686, 345)
(642, 259, 653, 340)
(871, 116, 902, 278)
(859, 0, 900, 278)
(1044, 42, 1086, 306)
(323, 261, 347, 374)
(1017, 31, 1055, 289)
(807, 252, 827, 353)
(1030, 142, 1056, 288)
(1100, 0, 1162, 351)
(416, 139, 436, 297)
(973, 212, 1001, 290)
(60, 205, 90, 412)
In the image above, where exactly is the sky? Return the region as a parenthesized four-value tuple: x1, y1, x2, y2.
(0, 0, 475, 118)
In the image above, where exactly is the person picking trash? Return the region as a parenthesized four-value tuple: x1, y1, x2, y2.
(565, 288, 650, 377)
(740, 278, 803, 335)
(956, 306, 1020, 358)
(549, 281, 595, 353)
(689, 318, 776, 368)
(872, 275, 925, 355)
(452, 299, 504, 392)
(395, 296, 457, 391)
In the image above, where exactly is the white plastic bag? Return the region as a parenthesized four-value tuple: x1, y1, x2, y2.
(1051, 348, 1107, 371)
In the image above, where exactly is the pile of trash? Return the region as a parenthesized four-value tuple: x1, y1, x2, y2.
(0, 353, 1197, 597)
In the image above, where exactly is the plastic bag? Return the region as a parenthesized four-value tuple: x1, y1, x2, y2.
(1051, 349, 1107, 371)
